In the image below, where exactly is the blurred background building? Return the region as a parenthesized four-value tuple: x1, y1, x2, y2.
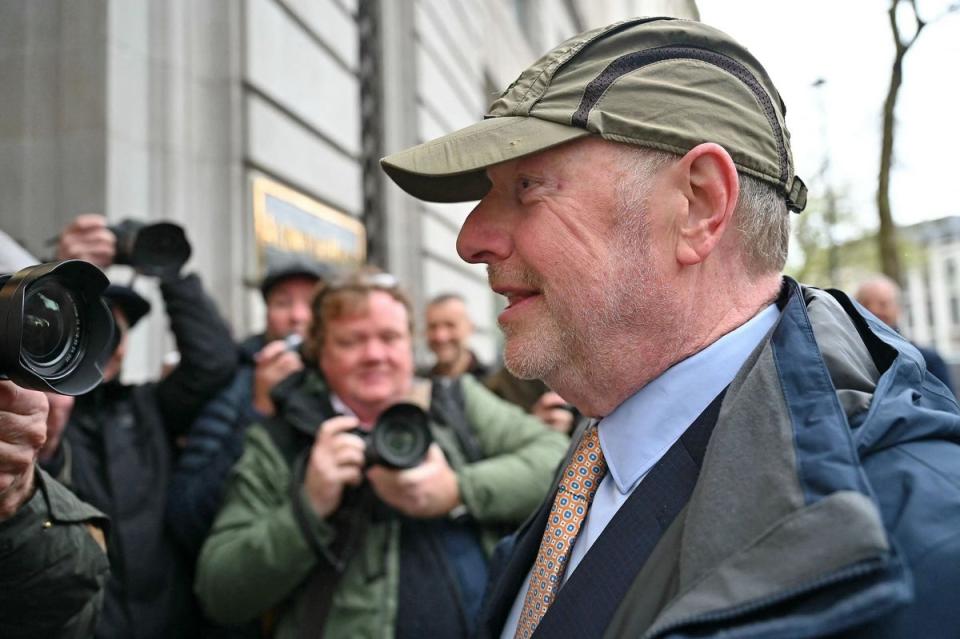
(799, 214, 960, 383)
(896, 217, 960, 366)
(1, 0, 698, 380)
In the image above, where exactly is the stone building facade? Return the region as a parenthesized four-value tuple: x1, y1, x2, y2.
(0, 0, 697, 379)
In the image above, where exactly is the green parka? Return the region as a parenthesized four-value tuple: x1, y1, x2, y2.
(195, 372, 567, 638)
(0, 468, 110, 639)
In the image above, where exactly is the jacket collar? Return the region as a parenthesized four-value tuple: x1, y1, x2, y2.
(606, 278, 913, 638)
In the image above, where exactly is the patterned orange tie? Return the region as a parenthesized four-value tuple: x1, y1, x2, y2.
(514, 424, 607, 639)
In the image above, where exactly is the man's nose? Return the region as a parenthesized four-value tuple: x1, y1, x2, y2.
(291, 302, 311, 325)
(457, 197, 512, 265)
(360, 338, 388, 360)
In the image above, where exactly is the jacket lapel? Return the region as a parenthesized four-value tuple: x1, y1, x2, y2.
(531, 393, 723, 638)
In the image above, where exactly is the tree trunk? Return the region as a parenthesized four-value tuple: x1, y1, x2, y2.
(877, 47, 903, 284)
(877, 0, 909, 286)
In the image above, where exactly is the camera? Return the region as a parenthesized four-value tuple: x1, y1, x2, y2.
(0, 261, 114, 395)
(282, 333, 304, 353)
(353, 403, 433, 469)
(110, 219, 191, 278)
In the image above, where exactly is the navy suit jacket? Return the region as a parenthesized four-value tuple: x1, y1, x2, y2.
(477, 392, 725, 639)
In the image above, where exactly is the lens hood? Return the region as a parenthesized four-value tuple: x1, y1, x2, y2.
(0, 260, 113, 395)
(110, 219, 191, 277)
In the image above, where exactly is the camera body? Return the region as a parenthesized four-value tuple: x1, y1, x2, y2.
(270, 372, 433, 470)
(110, 219, 191, 278)
(351, 402, 433, 469)
(0, 261, 114, 395)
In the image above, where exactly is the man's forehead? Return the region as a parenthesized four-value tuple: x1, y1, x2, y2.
(333, 291, 408, 320)
(268, 276, 317, 298)
(428, 297, 468, 316)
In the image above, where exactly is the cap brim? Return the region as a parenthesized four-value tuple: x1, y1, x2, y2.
(381, 116, 591, 203)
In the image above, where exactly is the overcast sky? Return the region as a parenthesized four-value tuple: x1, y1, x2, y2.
(697, 1, 960, 233)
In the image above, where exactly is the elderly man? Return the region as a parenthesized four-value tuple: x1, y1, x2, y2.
(381, 17, 960, 639)
(196, 268, 567, 638)
(855, 274, 955, 394)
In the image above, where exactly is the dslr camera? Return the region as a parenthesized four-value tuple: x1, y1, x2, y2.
(270, 361, 434, 470)
(110, 219, 191, 278)
(0, 261, 114, 395)
(352, 403, 433, 470)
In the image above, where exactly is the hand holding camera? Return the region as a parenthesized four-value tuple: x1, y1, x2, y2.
(304, 401, 441, 518)
(252, 337, 305, 416)
(56, 214, 191, 279)
(0, 380, 48, 520)
(304, 415, 367, 518)
(532, 391, 577, 435)
(55, 214, 116, 269)
(366, 443, 460, 519)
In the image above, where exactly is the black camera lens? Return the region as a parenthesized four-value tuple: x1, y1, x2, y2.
(21, 281, 80, 372)
(375, 421, 424, 462)
(0, 260, 113, 395)
(367, 403, 433, 469)
(109, 219, 191, 277)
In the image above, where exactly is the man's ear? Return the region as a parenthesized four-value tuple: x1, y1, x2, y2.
(674, 143, 739, 266)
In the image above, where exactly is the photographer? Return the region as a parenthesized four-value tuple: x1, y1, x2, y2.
(195, 268, 567, 638)
(42, 214, 237, 639)
(0, 381, 109, 639)
(168, 261, 324, 559)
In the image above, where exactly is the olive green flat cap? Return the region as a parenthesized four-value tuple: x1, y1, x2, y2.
(382, 17, 807, 212)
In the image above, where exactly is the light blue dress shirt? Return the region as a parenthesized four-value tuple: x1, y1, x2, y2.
(500, 304, 780, 639)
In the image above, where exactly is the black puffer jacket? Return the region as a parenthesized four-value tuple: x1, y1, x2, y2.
(43, 273, 237, 639)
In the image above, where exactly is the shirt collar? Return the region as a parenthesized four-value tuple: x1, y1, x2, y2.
(598, 304, 780, 494)
(330, 394, 355, 418)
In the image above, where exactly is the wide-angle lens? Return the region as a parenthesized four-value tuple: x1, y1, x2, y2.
(21, 281, 79, 371)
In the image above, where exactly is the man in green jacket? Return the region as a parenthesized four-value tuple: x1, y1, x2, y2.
(196, 268, 567, 638)
(0, 380, 110, 639)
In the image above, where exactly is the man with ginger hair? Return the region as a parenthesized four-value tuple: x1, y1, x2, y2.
(196, 268, 567, 638)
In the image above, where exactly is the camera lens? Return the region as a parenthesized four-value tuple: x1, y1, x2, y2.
(21, 281, 80, 372)
(379, 421, 421, 458)
(0, 260, 112, 395)
(369, 403, 432, 469)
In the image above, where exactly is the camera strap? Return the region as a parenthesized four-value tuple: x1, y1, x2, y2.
(430, 378, 483, 464)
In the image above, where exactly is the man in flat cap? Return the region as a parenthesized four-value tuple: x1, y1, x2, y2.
(382, 17, 960, 639)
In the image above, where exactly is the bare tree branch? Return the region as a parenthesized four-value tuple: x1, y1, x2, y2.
(876, 0, 958, 284)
